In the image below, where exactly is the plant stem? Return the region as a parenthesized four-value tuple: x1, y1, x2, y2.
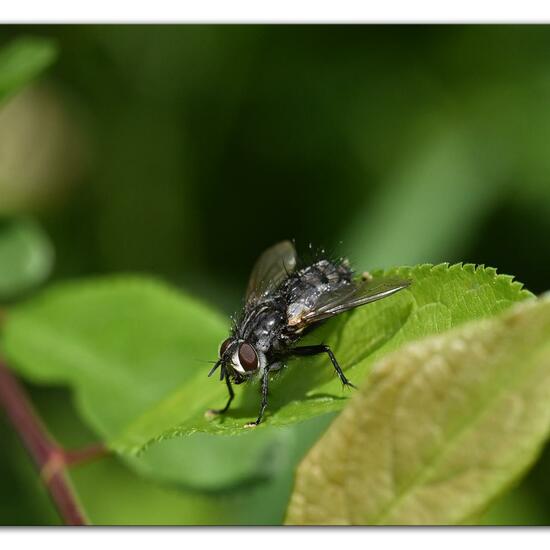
(0, 358, 107, 525)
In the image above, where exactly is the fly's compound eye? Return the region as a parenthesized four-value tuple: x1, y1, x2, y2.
(219, 338, 232, 357)
(238, 343, 258, 372)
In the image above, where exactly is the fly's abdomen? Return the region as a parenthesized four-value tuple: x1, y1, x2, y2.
(284, 259, 352, 329)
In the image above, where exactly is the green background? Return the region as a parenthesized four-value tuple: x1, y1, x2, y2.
(1, 25, 550, 525)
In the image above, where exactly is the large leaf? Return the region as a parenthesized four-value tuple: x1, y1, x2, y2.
(0, 36, 58, 104)
(0, 264, 530, 491)
(0, 217, 54, 301)
(68, 415, 334, 525)
(285, 295, 550, 525)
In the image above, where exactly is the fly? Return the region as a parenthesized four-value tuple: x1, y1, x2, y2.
(206, 240, 411, 427)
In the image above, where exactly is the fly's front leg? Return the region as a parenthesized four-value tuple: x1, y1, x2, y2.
(205, 375, 234, 418)
(288, 344, 357, 389)
(245, 368, 270, 428)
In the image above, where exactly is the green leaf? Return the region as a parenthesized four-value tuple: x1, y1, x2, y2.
(67, 415, 334, 525)
(479, 483, 550, 526)
(0, 264, 530, 491)
(0, 217, 54, 301)
(285, 295, 550, 525)
(69, 456, 228, 525)
(29, 386, 334, 525)
(0, 37, 58, 104)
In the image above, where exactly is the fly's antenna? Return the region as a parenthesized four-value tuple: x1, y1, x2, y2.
(208, 360, 222, 377)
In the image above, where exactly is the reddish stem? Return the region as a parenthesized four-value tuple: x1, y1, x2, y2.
(0, 358, 106, 525)
(64, 442, 109, 466)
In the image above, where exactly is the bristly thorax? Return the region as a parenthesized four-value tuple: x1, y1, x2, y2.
(235, 258, 353, 356)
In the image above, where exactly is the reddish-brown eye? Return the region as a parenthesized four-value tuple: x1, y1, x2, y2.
(219, 338, 232, 357)
(238, 343, 258, 372)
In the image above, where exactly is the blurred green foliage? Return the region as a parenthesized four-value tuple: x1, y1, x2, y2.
(0, 36, 57, 103)
(1, 26, 549, 297)
(1, 25, 550, 525)
(0, 218, 53, 300)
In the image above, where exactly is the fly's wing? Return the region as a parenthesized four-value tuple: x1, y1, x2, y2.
(246, 240, 297, 304)
(298, 276, 411, 326)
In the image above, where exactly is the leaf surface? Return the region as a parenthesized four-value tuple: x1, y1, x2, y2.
(286, 296, 550, 525)
(0, 218, 54, 301)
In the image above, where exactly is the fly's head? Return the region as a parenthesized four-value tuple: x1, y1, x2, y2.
(209, 337, 265, 384)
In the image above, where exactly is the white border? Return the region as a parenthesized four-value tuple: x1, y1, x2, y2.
(1, 528, 550, 550)
(2, 0, 550, 23)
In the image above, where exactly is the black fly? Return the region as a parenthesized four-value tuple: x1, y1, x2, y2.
(206, 241, 410, 428)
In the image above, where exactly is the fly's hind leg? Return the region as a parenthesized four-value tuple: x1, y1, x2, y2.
(288, 344, 357, 389)
(244, 367, 270, 428)
(205, 375, 234, 419)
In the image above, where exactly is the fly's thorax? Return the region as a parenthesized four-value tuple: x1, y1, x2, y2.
(240, 302, 286, 354)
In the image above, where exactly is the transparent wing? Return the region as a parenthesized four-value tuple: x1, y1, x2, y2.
(299, 276, 411, 326)
(246, 240, 297, 303)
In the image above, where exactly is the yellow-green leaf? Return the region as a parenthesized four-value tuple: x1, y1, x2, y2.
(286, 295, 550, 525)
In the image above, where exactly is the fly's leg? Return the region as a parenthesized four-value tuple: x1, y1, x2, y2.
(245, 368, 270, 428)
(288, 344, 357, 389)
(205, 375, 234, 418)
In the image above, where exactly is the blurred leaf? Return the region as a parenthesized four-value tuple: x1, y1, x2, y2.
(0, 264, 530, 486)
(345, 124, 501, 269)
(30, 385, 335, 525)
(479, 434, 550, 525)
(68, 414, 336, 525)
(479, 483, 549, 526)
(0, 85, 88, 215)
(0, 217, 54, 301)
(0, 36, 57, 103)
(68, 456, 232, 525)
(286, 295, 550, 525)
(126, 428, 291, 491)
